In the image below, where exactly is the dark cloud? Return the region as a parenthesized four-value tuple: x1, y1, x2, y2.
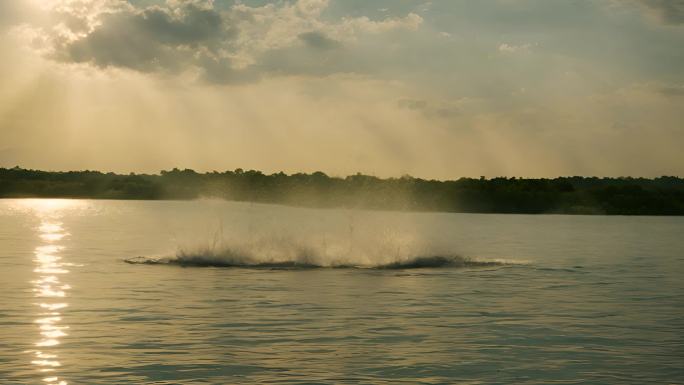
(66, 14, 182, 72)
(637, 0, 684, 25)
(58, 3, 232, 73)
(298, 31, 342, 50)
(49, 2, 350, 83)
(139, 5, 225, 46)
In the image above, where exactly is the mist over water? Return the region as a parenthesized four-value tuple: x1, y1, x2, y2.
(1, 199, 683, 384)
(121, 200, 527, 269)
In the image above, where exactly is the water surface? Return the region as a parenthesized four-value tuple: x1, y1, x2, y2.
(0, 199, 682, 384)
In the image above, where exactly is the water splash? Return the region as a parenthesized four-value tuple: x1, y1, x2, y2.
(124, 242, 524, 270)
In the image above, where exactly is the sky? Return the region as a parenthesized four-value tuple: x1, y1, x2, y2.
(0, 0, 682, 179)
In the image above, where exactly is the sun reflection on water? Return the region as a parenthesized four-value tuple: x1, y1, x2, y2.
(22, 200, 81, 385)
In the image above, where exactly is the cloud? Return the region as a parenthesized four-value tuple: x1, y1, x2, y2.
(14, 0, 423, 83)
(63, 4, 229, 73)
(337, 13, 423, 34)
(498, 42, 534, 53)
(50, 1, 234, 74)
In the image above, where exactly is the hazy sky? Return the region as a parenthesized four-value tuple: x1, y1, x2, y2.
(0, 0, 682, 178)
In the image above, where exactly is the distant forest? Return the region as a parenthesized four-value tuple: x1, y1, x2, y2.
(1, 167, 683, 215)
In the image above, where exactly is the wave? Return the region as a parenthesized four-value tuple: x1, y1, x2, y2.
(124, 255, 323, 269)
(375, 255, 510, 269)
(124, 248, 519, 270)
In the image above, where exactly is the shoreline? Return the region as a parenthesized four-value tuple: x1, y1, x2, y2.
(2, 167, 683, 216)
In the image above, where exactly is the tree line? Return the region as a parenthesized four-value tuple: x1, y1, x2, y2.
(1, 167, 683, 215)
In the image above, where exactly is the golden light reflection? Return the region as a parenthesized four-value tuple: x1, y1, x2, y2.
(14, 198, 85, 214)
(41, 232, 68, 242)
(25, 200, 76, 385)
(39, 303, 68, 311)
(43, 377, 67, 385)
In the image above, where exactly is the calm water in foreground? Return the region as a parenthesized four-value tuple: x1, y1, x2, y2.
(0, 199, 682, 384)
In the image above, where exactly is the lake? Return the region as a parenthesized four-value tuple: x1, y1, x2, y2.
(0, 199, 682, 384)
